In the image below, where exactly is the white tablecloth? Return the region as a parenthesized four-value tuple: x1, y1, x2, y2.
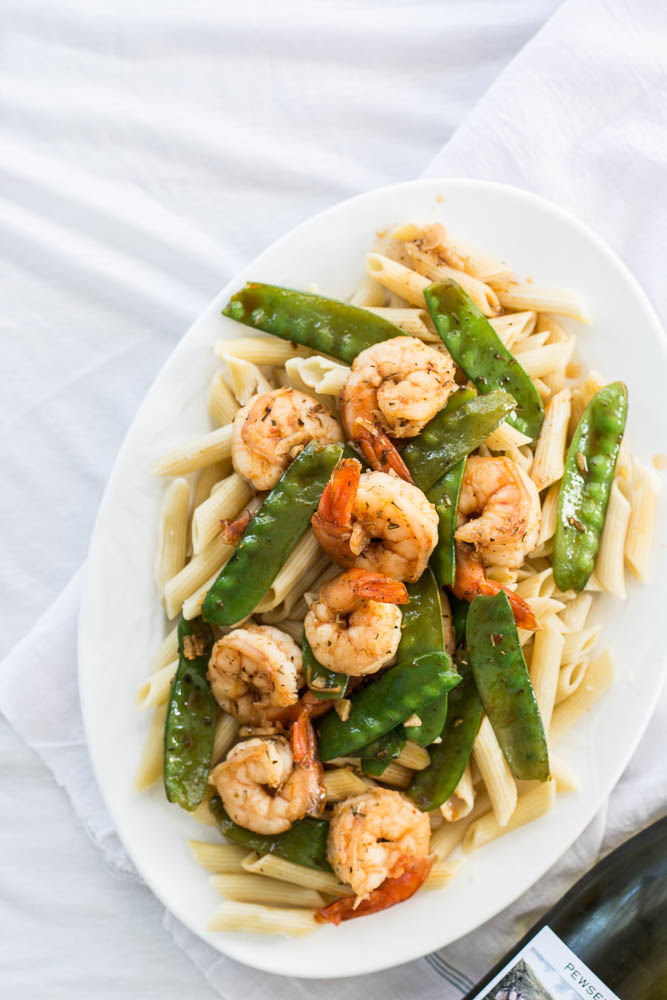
(0, 2, 560, 995)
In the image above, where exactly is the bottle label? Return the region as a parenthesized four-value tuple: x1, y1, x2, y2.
(471, 925, 621, 1000)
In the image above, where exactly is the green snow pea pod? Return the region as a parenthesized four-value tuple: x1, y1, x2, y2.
(467, 591, 549, 782)
(402, 387, 515, 493)
(359, 729, 406, 777)
(407, 666, 483, 812)
(203, 441, 343, 626)
(316, 651, 460, 762)
(397, 568, 448, 747)
(450, 594, 469, 649)
(304, 634, 349, 701)
(553, 382, 628, 593)
(424, 280, 544, 442)
(209, 795, 332, 871)
(163, 617, 217, 811)
(223, 283, 404, 365)
(428, 457, 466, 588)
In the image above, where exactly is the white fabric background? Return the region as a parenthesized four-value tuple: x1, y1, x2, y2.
(0, 2, 561, 996)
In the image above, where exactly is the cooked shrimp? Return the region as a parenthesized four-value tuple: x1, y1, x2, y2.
(451, 454, 541, 630)
(339, 337, 456, 480)
(304, 569, 408, 677)
(455, 455, 541, 568)
(207, 624, 303, 725)
(311, 458, 438, 583)
(232, 387, 343, 491)
(325, 788, 431, 902)
(210, 710, 324, 835)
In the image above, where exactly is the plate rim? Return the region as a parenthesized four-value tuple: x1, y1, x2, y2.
(78, 175, 667, 979)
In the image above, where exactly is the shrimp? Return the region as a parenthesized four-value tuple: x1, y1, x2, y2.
(452, 455, 541, 630)
(232, 387, 343, 491)
(323, 788, 431, 905)
(304, 568, 408, 677)
(207, 624, 303, 725)
(339, 337, 456, 480)
(311, 458, 438, 583)
(210, 709, 324, 835)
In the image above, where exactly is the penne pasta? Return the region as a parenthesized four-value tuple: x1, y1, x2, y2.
(365, 252, 429, 307)
(258, 552, 330, 624)
(181, 568, 219, 620)
(399, 242, 501, 316)
(561, 626, 601, 666)
(192, 791, 218, 827)
(396, 741, 431, 771)
(211, 713, 240, 766)
(191, 461, 230, 516)
(424, 859, 464, 890)
(153, 424, 233, 477)
(529, 619, 565, 732)
(391, 222, 512, 284)
(624, 459, 659, 581)
(241, 853, 353, 896)
(569, 372, 607, 436)
(537, 482, 561, 547)
(555, 656, 589, 705)
(188, 840, 250, 873)
(134, 704, 167, 791)
(595, 478, 631, 598)
(463, 779, 556, 853)
(440, 765, 475, 822)
(363, 306, 438, 341)
(150, 624, 179, 674)
(208, 373, 239, 426)
(210, 873, 325, 909)
(559, 592, 593, 633)
(548, 751, 580, 793)
(284, 355, 350, 396)
(484, 421, 532, 454)
(164, 534, 234, 620)
(429, 792, 491, 861)
(135, 658, 177, 710)
(550, 650, 614, 743)
(208, 901, 316, 936)
(323, 767, 368, 802)
(253, 530, 322, 613)
(375, 762, 413, 789)
(191, 472, 252, 555)
(531, 388, 572, 491)
(514, 567, 555, 601)
(221, 354, 273, 405)
(215, 336, 310, 367)
(155, 478, 190, 597)
(511, 341, 574, 379)
(496, 283, 590, 323)
(473, 716, 517, 828)
(489, 311, 537, 348)
(348, 273, 387, 307)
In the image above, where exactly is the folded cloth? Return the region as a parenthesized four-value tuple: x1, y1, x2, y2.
(2, 0, 667, 995)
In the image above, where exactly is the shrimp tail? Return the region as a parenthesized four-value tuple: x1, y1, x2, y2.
(291, 707, 326, 818)
(452, 542, 539, 631)
(314, 858, 433, 925)
(358, 427, 414, 484)
(311, 459, 361, 562)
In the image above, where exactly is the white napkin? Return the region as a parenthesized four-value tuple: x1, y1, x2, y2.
(2, 0, 667, 994)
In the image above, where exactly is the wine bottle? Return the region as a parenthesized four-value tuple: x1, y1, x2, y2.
(463, 814, 667, 1000)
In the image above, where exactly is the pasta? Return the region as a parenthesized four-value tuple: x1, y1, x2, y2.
(137, 214, 656, 936)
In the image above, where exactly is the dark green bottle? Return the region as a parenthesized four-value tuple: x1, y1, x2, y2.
(463, 814, 667, 999)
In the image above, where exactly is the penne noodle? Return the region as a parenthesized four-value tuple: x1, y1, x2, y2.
(363, 306, 438, 341)
(555, 657, 589, 705)
(595, 478, 631, 599)
(210, 873, 325, 909)
(440, 765, 475, 822)
(531, 388, 572, 491)
(208, 373, 239, 426)
(155, 478, 190, 597)
(624, 459, 659, 581)
(258, 552, 330, 624)
(242, 853, 353, 896)
(349, 273, 387, 307)
(424, 859, 464, 890)
(489, 311, 537, 348)
(135, 659, 177, 710)
(514, 567, 555, 601)
(164, 534, 234, 620)
(559, 592, 593, 633)
(550, 650, 614, 743)
(211, 714, 240, 766)
(548, 751, 580, 793)
(221, 355, 273, 405)
(207, 901, 316, 936)
(430, 792, 491, 861)
(400, 243, 501, 316)
(323, 767, 368, 802)
(153, 424, 233, 477)
(191, 461, 230, 515)
(569, 371, 607, 436)
(512, 330, 551, 353)
(396, 741, 431, 771)
(188, 841, 250, 873)
(284, 355, 350, 396)
(134, 704, 167, 791)
(529, 619, 565, 732)
(511, 341, 574, 379)
(181, 568, 220, 620)
(497, 283, 590, 323)
(191, 472, 252, 555)
(253, 530, 322, 613)
(375, 762, 413, 789)
(150, 625, 179, 674)
(365, 252, 430, 307)
(484, 421, 532, 453)
(473, 716, 517, 828)
(561, 626, 601, 666)
(463, 779, 556, 853)
(215, 336, 310, 367)
(537, 482, 561, 547)
(192, 790, 218, 827)
(275, 618, 305, 645)
(391, 222, 512, 283)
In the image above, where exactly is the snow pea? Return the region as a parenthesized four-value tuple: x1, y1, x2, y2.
(402, 387, 515, 493)
(316, 651, 460, 761)
(209, 795, 332, 871)
(424, 280, 544, 442)
(428, 457, 466, 588)
(304, 634, 349, 701)
(450, 594, 469, 649)
(397, 568, 449, 747)
(467, 592, 549, 782)
(553, 381, 628, 593)
(359, 729, 406, 777)
(223, 283, 403, 365)
(163, 617, 217, 811)
(203, 441, 343, 626)
(407, 665, 482, 812)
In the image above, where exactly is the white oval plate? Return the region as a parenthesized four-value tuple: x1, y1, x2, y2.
(79, 178, 667, 979)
